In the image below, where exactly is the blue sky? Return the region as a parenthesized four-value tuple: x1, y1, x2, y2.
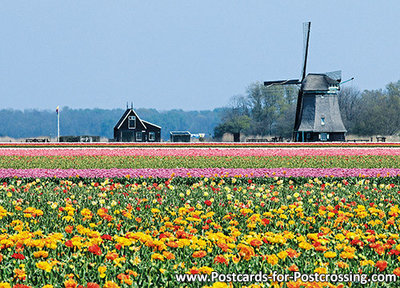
(1, 1, 399, 111)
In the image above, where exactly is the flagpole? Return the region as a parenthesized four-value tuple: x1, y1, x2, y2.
(57, 106, 60, 142)
(57, 112, 60, 142)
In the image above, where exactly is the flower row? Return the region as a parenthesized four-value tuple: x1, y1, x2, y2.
(1, 155, 400, 169)
(2, 147, 400, 157)
(1, 168, 400, 178)
(0, 176, 400, 287)
(1, 142, 400, 148)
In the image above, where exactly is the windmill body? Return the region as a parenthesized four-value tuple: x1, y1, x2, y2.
(294, 73, 346, 142)
(264, 22, 347, 142)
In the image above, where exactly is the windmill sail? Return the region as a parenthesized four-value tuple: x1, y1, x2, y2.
(294, 22, 311, 135)
(264, 79, 300, 86)
(300, 22, 311, 81)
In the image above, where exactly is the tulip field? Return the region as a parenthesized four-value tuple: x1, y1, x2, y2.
(1, 143, 400, 288)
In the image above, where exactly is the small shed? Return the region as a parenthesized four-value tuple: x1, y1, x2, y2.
(114, 108, 161, 142)
(59, 135, 100, 142)
(170, 131, 191, 142)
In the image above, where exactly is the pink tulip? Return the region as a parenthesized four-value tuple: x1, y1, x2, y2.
(1, 147, 400, 157)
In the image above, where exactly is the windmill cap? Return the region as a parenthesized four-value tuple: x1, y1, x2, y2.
(302, 73, 340, 91)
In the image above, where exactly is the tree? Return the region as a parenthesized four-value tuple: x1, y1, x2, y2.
(385, 80, 400, 135)
(213, 99, 251, 140)
(246, 82, 297, 136)
(338, 86, 362, 133)
(350, 80, 400, 136)
(215, 82, 298, 139)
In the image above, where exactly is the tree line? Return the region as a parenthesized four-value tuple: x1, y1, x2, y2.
(339, 81, 400, 136)
(1, 80, 399, 141)
(214, 80, 400, 139)
(0, 107, 222, 141)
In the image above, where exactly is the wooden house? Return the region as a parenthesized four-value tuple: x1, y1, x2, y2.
(114, 108, 161, 142)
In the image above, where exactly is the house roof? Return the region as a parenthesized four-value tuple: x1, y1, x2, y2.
(170, 131, 191, 135)
(114, 109, 147, 130)
(302, 73, 340, 91)
(142, 120, 161, 129)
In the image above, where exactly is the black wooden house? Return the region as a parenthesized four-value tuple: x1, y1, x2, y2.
(114, 108, 161, 142)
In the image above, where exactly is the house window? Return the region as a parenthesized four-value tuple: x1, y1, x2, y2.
(320, 133, 328, 141)
(136, 131, 142, 142)
(321, 117, 325, 126)
(128, 116, 136, 129)
(149, 132, 155, 141)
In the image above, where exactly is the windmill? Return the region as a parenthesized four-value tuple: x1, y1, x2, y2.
(264, 22, 350, 142)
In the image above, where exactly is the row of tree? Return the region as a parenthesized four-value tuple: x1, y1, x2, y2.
(0, 107, 222, 140)
(214, 82, 297, 139)
(339, 81, 400, 135)
(1, 80, 399, 141)
(214, 80, 400, 139)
